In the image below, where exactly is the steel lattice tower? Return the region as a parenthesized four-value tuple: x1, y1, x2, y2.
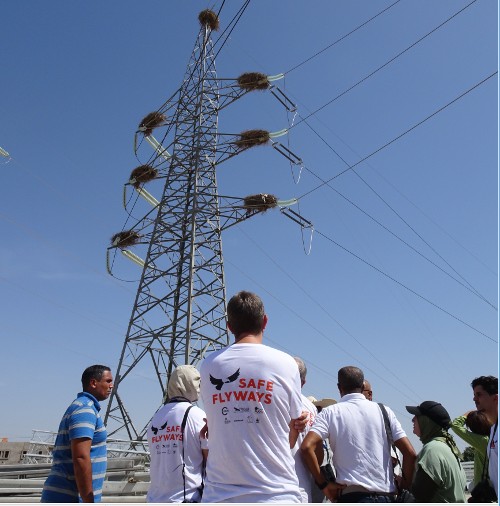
(105, 9, 311, 442)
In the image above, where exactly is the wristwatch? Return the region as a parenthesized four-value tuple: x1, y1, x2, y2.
(315, 479, 329, 490)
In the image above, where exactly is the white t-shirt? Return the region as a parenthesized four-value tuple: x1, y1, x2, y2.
(292, 394, 317, 502)
(310, 393, 406, 494)
(200, 343, 303, 503)
(147, 402, 207, 503)
(488, 422, 498, 497)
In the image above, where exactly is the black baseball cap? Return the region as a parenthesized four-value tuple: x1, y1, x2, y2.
(406, 401, 451, 429)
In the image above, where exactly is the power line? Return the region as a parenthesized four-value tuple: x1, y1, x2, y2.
(314, 229, 496, 343)
(299, 117, 497, 310)
(285, 0, 402, 75)
(297, 71, 498, 199)
(290, 0, 478, 129)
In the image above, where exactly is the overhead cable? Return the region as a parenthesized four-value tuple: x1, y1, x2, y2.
(285, 0, 402, 75)
(297, 71, 498, 199)
(291, 0, 479, 129)
(315, 229, 496, 343)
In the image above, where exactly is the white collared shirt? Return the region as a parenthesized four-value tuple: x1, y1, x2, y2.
(310, 393, 406, 493)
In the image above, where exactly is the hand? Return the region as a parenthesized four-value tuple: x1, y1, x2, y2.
(293, 411, 309, 433)
(322, 482, 346, 502)
(200, 418, 209, 439)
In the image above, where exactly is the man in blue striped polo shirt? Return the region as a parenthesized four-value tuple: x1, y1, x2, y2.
(41, 364, 113, 503)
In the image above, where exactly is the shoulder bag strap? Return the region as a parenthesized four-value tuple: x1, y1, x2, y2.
(181, 404, 193, 502)
(378, 402, 404, 491)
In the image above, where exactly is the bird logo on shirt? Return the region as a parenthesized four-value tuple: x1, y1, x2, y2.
(210, 368, 240, 390)
(151, 420, 168, 435)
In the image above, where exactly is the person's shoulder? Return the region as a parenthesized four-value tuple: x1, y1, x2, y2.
(200, 346, 227, 368)
(261, 343, 295, 362)
(190, 405, 207, 419)
(67, 393, 95, 412)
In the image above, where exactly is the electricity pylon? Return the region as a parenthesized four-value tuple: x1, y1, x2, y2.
(105, 9, 311, 443)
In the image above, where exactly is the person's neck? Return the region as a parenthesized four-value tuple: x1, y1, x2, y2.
(234, 332, 263, 344)
(487, 406, 498, 424)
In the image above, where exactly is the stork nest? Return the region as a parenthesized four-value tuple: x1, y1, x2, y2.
(198, 9, 219, 30)
(243, 193, 278, 213)
(111, 230, 141, 248)
(237, 72, 269, 91)
(138, 112, 166, 136)
(234, 129, 270, 149)
(129, 165, 157, 188)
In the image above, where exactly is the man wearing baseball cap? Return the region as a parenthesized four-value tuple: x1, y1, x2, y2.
(406, 401, 466, 502)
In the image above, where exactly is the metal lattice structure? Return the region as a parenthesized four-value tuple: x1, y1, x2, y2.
(105, 10, 311, 443)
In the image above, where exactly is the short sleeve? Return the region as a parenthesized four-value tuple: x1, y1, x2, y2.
(68, 403, 97, 440)
(310, 408, 331, 442)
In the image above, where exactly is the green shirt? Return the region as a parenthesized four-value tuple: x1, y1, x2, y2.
(417, 439, 467, 502)
(450, 415, 488, 486)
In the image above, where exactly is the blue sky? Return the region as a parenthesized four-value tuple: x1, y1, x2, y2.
(0, 0, 497, 452)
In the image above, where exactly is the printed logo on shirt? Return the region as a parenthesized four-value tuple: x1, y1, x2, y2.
(150, 424, 184, 443)
(210, 375, 274, 405)
(151, 420, 168, 435)
(209, 369, 241, 390)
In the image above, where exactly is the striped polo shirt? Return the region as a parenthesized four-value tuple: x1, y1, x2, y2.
(41, 392, 107, 502)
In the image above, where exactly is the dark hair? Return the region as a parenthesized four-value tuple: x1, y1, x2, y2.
(466, 411, 492, 436)
(338, 366, 364, 392)
(471, 376, 498, 395)
(82, 365, 111, 389)
(227, 291, 265, 338)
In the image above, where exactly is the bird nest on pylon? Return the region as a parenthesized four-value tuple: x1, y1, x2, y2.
(237, 72, 270, 91)
(138, 112, 166, 136)
(111, 230, 141, 248)
(234, 130, 270, 149)
(129, 165, 157, 188)
(243, 193, 278, 213)
(198, 9, 219, 31)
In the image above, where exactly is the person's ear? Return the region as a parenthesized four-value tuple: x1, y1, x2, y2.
(262, 314, 268, 331)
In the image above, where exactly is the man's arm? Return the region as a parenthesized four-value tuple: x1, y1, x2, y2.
(301, 431, 345, 502)
(71, 437, 94, 503)
(202, 449, 209, 464)
(394, 436, 416, 491)
(289, 410, 308, 448)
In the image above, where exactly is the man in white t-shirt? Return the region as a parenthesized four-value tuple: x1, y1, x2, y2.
(301, 366, 416, 503)
(292, 357, 317, 502)
(147, 365, 208, 503)
(200, 290, 307, 503)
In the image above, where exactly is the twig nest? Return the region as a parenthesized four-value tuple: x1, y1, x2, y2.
(198, 9, 219, 31)
(129, 165, 158, 188)
(234, 130, 270, 149)
(111, 230, 141, 248)
(237, 72, 269, 91)
(243, 193, 278, 213)
(138, 112, 166, 136)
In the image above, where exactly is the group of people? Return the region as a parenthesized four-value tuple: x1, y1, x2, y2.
(41, 290, 498, 503)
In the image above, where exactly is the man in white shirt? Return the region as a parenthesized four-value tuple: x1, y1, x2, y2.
(200, 290, 307, 503)
(301, 366, 416, 503)
(471, 375, 498, 497)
